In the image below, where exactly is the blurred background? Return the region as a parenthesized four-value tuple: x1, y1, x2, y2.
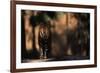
(21, 10, 90, 62)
